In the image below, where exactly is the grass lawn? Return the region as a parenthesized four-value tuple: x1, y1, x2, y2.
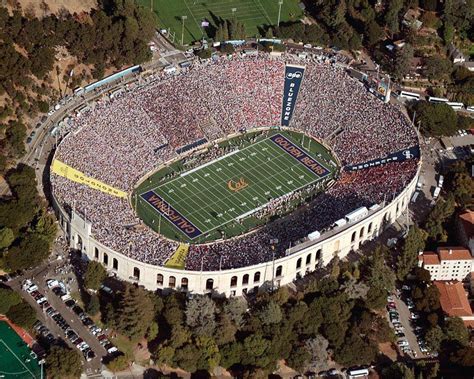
(138, 0, 303, 44)
(135, 129, 338, 243)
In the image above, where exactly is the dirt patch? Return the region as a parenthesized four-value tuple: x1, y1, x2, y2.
(378, 341, 398, 361)
(14, 0, 97, 17)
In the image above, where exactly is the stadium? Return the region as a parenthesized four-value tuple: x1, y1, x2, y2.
(50, 52, 421, 296)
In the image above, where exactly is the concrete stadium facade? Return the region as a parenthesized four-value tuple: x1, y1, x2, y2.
(52, 162, 420, 297)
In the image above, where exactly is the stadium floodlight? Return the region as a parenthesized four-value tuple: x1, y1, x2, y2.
(181, 15, 188, 46)
(277, 0, 283, 27)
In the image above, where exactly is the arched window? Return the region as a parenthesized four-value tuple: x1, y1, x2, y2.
(103, 252, 108, 266)
(112, 258, 118, 270)
(157, 274, 163, 285)
(360, 227, 365, 238)
(296, 258, 302, 269)
(77, 235, 83, 251)
(94, 247, 99, 259)
(181, 277, 188, 290)
(133, 267, 140, 280)
(351, 231, 356, 243)
(316, 249, 322, 260)
(230, 276, 238, 287)
(242, 274, 249, 285)
(276, 265, 282, 277)
(368, 222, 373, 233)
(396, 203, 400, 214)
(169, 276, 176, 288)
(254, 272, 261, 283)
(306, 254, 311, 265)
(206, 278, 214, 290)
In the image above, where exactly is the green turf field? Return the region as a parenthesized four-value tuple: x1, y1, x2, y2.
(135, 130, 338, 243)
(138, 0, 303, 44)
(0, 321, 41, 379)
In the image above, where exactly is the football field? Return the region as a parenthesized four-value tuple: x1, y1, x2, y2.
(136, 132, 336, 243)
(138, 0, 303, 44)
(0, 321, 41, 379)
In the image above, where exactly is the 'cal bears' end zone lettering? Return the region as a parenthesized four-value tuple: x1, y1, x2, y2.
(141, 191, 202, 239)
(270, 134, 330, 178)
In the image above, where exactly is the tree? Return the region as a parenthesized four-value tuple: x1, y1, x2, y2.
(86, 294, 100, 316)
(147, 321, 159, 341)
(46, 345, 82, 379)
(115, 284, 155, 339)
(365, 20, 384, 45)
(305, 335, 330, 373)
(393, 44, 414, 80)
(107, 355, 129, 372)
(425, 325, 444, 351)
(0, 227, 14, 249)
(287, 344, 311, 372)
(84, 261, 107, 290)
(444, 317, 469, 345)
(241, 334, 271, 367)
(334, 331, 378, 366)
(6, 301, 36, 329)
(424, 56, 453, 82)
(256, 301, 282, 326)
(396, 226, 427, 280)
(0, 287, 21, 314)
(185, 295, 217, 337)
(363, 245, 395, 309)
(223, 297, 247, 327)
(5, 233, 50, 271)
(384, 0, 403, 36)
(413, 102, 458, 137)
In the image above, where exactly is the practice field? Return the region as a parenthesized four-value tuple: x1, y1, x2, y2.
(0, 321, 41, 379)
(136, 131, 338, 243)
(139, 0, 303, 44)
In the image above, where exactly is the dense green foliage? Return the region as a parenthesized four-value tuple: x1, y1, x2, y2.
(411, 102, 458, 136)
(84, 261, 107, 290)
(46, 345, 83, 379)
(6, 301, 36, 329)
(0, 164, 56, 271)
(0, 0, 156, 170)
(0, 287, 21, 314)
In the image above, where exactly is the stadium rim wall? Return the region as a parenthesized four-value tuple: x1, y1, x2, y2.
(52, 161, 420, 296)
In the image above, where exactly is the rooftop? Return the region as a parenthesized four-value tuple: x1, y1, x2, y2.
(434, 281, 472, 317)
(419, 251, 440, 266)
(438, 247, 472, 261)
(459, 210, 474, 239)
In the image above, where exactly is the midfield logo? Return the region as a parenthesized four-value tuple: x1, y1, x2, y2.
(227, 177, 249, 192)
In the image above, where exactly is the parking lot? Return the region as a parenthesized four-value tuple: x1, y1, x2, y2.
(386, 287, 438, 360)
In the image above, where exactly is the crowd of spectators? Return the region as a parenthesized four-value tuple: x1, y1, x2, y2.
(51, 52, 419, 271)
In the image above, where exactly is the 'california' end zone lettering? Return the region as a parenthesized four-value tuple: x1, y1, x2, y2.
(141, 191, 203, 239)
(270, 134, 330, 177)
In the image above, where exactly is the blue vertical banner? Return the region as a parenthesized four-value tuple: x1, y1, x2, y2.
(281, 64, 305, 126)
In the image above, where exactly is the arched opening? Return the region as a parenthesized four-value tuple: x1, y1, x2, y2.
(181, 277, 188, 290)
(169, 276, 176, 288)
(316, 249, 322, 260)
(396, 203, 399, 214)
(368, 222, 373, 233)
(351, 231, 356, 243)
(242, 274, 249, 285)
(77, 235, 83, 251)
(206, 278, 214, 291)
(359, 227, 365, 238)
(296, 258, 302, 269)
(168, 276, 176, 288)
(276, 265, 282, 277)
(94, 247, 99, 259)
(306, 253, 311, 265)
(254, 272, 261, 283)
(133, 267, 140, 280)
(230, 276, 238, 287)
(103, 252, 108, 266)
(157, 274, 163, 285)
(112, 258, 118, 270)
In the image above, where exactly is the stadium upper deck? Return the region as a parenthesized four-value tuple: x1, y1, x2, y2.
(51, 53, 419, 272)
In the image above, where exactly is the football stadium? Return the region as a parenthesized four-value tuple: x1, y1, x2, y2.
(50, 53, 421, 295)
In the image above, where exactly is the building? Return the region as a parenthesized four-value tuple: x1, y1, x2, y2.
(448, 43, 466, 64)
(434, 281, 474, 327)
(418, 247, 473, 281)
(458, 210, 474, 254)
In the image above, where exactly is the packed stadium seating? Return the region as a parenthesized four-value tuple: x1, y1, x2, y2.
(51, 53, 419, 271)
